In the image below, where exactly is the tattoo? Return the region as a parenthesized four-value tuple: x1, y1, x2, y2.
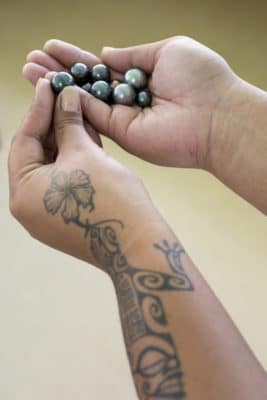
(44, 170, 194, 399)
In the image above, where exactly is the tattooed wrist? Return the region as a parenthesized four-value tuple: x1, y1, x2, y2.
(43, 170, 194, 399)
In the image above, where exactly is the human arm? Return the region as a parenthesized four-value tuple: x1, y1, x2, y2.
(23, 37, 267, 214)
(8, 81, 267, 399)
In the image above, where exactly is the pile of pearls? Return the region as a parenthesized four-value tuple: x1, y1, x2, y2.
(51, 63, 152, 107)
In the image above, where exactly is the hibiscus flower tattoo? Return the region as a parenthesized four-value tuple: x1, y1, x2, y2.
(43, 170, 95, 223)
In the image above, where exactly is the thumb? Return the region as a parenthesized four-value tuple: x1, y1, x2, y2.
(54, 86, 87, 153)
(101, 38, 167, 73)
(9, 78, 54, 187)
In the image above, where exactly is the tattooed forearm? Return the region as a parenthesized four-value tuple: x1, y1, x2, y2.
(44, 170, 194, 399)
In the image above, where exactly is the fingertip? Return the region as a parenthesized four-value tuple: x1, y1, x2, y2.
(22, 63, 30, 77)
(22, 62, 49, 85)
(35, 77, 43, 89)
(26, 49, 39, 62)
(43, 38, 60, 51)
(32, 78, 53, 108)
(56, 85, 82, 115)
(36, 77, 50, 90)
(22, 62, 36, 79)
(102, 46, 115, 54)
(101, 46, 117, 61)
(44, 71, 56, 81)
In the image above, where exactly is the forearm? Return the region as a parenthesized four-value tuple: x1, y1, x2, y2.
(108, 222, 267, 400)
(209, 78, 267, 214)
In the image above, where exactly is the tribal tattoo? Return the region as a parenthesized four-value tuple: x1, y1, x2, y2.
(44, 170, 194, 399)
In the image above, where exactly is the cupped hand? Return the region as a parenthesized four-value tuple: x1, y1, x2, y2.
(8, 80, 159, 268)
(23, 37, 238, 168)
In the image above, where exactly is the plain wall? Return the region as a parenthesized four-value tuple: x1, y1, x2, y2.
(0, 1, 267, 398)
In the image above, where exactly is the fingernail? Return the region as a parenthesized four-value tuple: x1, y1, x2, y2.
(60, 87, 80, 112)
(36, 77, 44, 88)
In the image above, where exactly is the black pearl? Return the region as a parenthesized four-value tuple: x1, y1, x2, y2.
(91, 64, 111, 82)
(91, 80, 112, 102)
(82, 82, 92, 93)
(124, 68, 147, 90)
(70, 63, 91, 85)
(136, 90, 152, 108)
(51, 72, 74, 94)
(113, 83, 136, 106)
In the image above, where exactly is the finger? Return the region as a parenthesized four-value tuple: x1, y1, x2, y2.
(27, 50, 64, 72)
(43, 39, 123, 81)
(101, 39, 168, 73)
(54, 86, 92, 154)
(22, 62, 50, 85)
(43, 39, 100, 69)
(80, 89, 139, 141)
(84, 121, 103, 148)
(9, 78, 55, 182)
(43, 129, 58, 163)
(44, 71, 56, 81)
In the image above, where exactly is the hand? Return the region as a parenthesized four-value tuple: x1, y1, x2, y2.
(23, 37, 239, 168)
(8, 80, 161, 268)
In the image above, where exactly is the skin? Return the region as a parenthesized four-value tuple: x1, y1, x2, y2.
(24, 36, 267, 213)
(8, 81, 267, 399)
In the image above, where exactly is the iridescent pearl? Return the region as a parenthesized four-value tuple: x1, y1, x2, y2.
(136, 90, 152, 108)
(51, 72, 74, 94)
(124, 68, 147, 90)
(91, 80, 112, 102)
(113, 83, 136, 106)
(70, 63, 91, 85)
(91, 64, 111, 82)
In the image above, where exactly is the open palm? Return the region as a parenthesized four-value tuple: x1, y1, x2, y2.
(24, 36, 238, 167)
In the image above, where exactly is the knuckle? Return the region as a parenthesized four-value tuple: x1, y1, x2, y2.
(55, 115, 83, 132)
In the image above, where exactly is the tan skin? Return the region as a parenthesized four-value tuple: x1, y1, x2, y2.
(9, 82, 267, 400)
(24, 37, 267, 213)
(24, 36, 237, 169)
(8, 37, 267, 399)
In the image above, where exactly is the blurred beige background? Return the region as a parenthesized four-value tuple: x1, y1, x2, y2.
(0, 0, 267, 399)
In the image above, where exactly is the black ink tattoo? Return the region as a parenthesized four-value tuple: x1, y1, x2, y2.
(44, 170, 95, 223)
(44, 170, 194, 399)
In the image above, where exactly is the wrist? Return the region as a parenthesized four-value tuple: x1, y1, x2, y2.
(90, 208, 176, 276)
(119, 217, 176, 270)
(206, 77, 267, 211)
(87, 185, 174, 272)
(206, 76, 245, 175)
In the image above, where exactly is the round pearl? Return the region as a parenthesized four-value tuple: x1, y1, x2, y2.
(91, 80, 112, 102)
(136, 90, 152, 108)
(113, 83, 136, 106)
(51, 72, 74, 94)
(81, 82, 92, 93)
(70, 63, 90, 85)
(91, 64, 111, 82)
(124, 68, 147, 90)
